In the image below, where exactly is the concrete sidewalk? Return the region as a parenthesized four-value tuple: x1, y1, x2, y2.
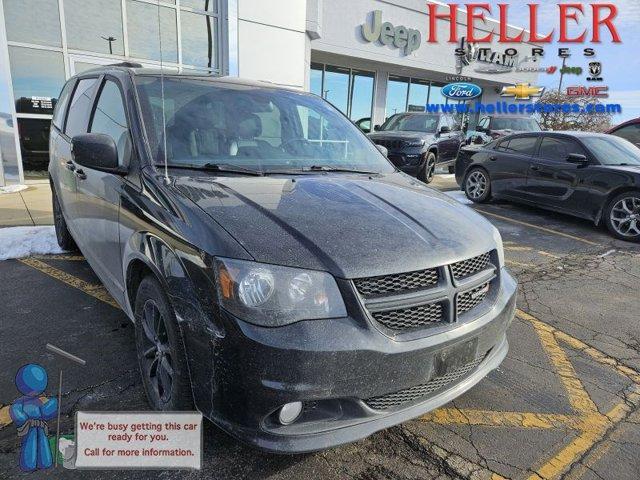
(0, 182, 53, 227)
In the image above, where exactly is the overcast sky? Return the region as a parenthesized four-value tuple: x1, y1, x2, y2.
(446, 0, 639, 123)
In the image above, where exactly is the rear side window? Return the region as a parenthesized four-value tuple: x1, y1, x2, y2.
(503, 136, 538, 155)
(90, 80, 129, 165)
(538, 137, 586, 161)
(52, 80, 75, 130)
(611, 124, 640, 146)
(65, 78, 97, 137)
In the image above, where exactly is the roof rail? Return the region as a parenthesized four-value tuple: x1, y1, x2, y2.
(107, 61, 144, 68)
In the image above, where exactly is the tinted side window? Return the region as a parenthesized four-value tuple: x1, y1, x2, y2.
(612, 124, 640, 145)
(504, 136, 538, 155)
(90, 80, 129, 165)
(65, 78, 97, 137)
(494, 138, 509, 152)
(538, 137, 586, 161)
(52, 80, 75, 130)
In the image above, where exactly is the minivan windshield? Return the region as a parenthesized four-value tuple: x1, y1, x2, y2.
(490, 117, 541, 131)
(134, 76, 395, 174)
(582, 135, 640, 166)
(381, 114, 439, 133)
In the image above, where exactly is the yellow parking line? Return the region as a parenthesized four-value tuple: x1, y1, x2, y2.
(29, 254, 85, 261)
(518, 310, 599, 416)
(505, 246, 533, 252)
(476, 209, 602, 247)
(18, 258, 119, 309)
(422, 408, 582, 430)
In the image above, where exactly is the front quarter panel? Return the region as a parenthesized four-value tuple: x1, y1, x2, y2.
(118, 170, 252, 413)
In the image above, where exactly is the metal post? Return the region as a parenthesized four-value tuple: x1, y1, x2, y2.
(558, 57, 567, 92)
(55, 370, 62, 467)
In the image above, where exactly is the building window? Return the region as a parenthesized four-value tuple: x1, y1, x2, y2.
(3, 0, 62, 47)
(127, 0, 178, 63)
(323, 65, 350, 115)
(181, 10, 218, 68)
(385, 76, 409, 119)
(8, 47, 66, 114)
(384, 76, 448, 119)
(64, 0, 124, 55)
(181, 0, 217, 12)
(310, 63, 375, 131)
(310, 63, 323, 97)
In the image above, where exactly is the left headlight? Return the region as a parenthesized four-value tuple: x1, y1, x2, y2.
(213, 258, 347, 327)
(406, 139, 425, 147)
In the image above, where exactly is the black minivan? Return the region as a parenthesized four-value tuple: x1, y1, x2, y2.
(49, 64, 516, 452)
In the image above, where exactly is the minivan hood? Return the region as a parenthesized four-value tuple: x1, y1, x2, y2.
(175, 172, 497, 279)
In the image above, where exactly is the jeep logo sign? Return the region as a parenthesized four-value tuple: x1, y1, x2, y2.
(361, 11, 421, 55)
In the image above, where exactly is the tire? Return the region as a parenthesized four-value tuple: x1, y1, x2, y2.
(464, 167, 492, 203)
(134, 275, 193, 411)
(448, 165, 455, 174)
(418, 152, 436, 184)
(52, 185, 77, 251)
(603, 191, 640, 242)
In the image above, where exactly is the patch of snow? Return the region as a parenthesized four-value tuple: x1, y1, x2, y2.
(598, 249, 616, 258)
(0, 184, 28, 194)
(443, 190, 474, 205)
(0, 226, 65, 261)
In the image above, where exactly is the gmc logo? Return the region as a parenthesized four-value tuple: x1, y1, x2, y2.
(566, 86, 609, 98)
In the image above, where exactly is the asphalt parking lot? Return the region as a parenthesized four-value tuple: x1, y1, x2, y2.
(1, 181, 640, 479)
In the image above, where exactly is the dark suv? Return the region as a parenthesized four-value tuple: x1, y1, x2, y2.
(368, 113, 465, 182)
(49, 64, 516, 453)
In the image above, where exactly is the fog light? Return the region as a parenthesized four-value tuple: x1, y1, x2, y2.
(278, 402, 303, 425)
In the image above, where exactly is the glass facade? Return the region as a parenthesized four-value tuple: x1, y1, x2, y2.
(0, 0, 224, 183)
(310, 63, 375, 132)
(385, 75, 447, 120)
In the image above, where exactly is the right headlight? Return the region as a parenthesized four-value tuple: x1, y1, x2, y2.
(213, 257, 347, 327)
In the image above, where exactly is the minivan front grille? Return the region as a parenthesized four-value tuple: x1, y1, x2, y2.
(457, 282, 490, 316)
(354, 268, 439, 297)
(372, 302, 445, 330)
(450, 252, 491, 280)
(355, 251, 496, 334)
(364, 354, 487, 411)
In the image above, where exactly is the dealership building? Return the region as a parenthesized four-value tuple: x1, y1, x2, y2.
(0, 0, 538, 186)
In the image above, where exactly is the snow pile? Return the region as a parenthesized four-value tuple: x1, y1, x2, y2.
(0, 226, 65, 260)
(443, 190, 473, 205)
(0, 184, 28, 194)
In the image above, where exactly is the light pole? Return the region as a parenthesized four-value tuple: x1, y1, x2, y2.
(46, 344, 86, 467)
(101, 36, 116, 55)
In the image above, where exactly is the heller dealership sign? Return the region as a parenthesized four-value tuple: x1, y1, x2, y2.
(361, 10, 421, 55)
(361, 3, 621, 56)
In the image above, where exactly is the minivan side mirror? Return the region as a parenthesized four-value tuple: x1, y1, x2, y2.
(375, 144, 389, 157)
(71, 133, 127, 175)
(374, 124, 381, 131)
(566, 153, 589, 165)
(439, 125, 451, 134)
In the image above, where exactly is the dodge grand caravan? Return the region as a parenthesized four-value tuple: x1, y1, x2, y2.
(49, 64, 516, 453)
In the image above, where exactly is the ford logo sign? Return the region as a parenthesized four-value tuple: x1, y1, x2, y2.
(442, 82, 483, 100)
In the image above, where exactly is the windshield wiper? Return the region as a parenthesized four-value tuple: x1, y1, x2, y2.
(304, 165, 378, 174)
(159, 163, 264, 176)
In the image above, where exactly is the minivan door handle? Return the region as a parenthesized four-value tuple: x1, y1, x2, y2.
(75, 169, 87, 180)
(530, 165, 541, 171)
(65, 160, 76, 172)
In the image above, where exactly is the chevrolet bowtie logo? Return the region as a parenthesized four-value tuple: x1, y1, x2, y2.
(500, 83, 545, 100)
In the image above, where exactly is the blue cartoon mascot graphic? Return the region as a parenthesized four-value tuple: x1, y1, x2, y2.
(10, 364, 58, 472)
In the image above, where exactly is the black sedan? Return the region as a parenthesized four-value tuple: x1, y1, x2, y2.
(455, 132, 640, 242)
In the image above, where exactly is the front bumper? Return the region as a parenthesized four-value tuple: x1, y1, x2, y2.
(200, 268, 517, 453)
